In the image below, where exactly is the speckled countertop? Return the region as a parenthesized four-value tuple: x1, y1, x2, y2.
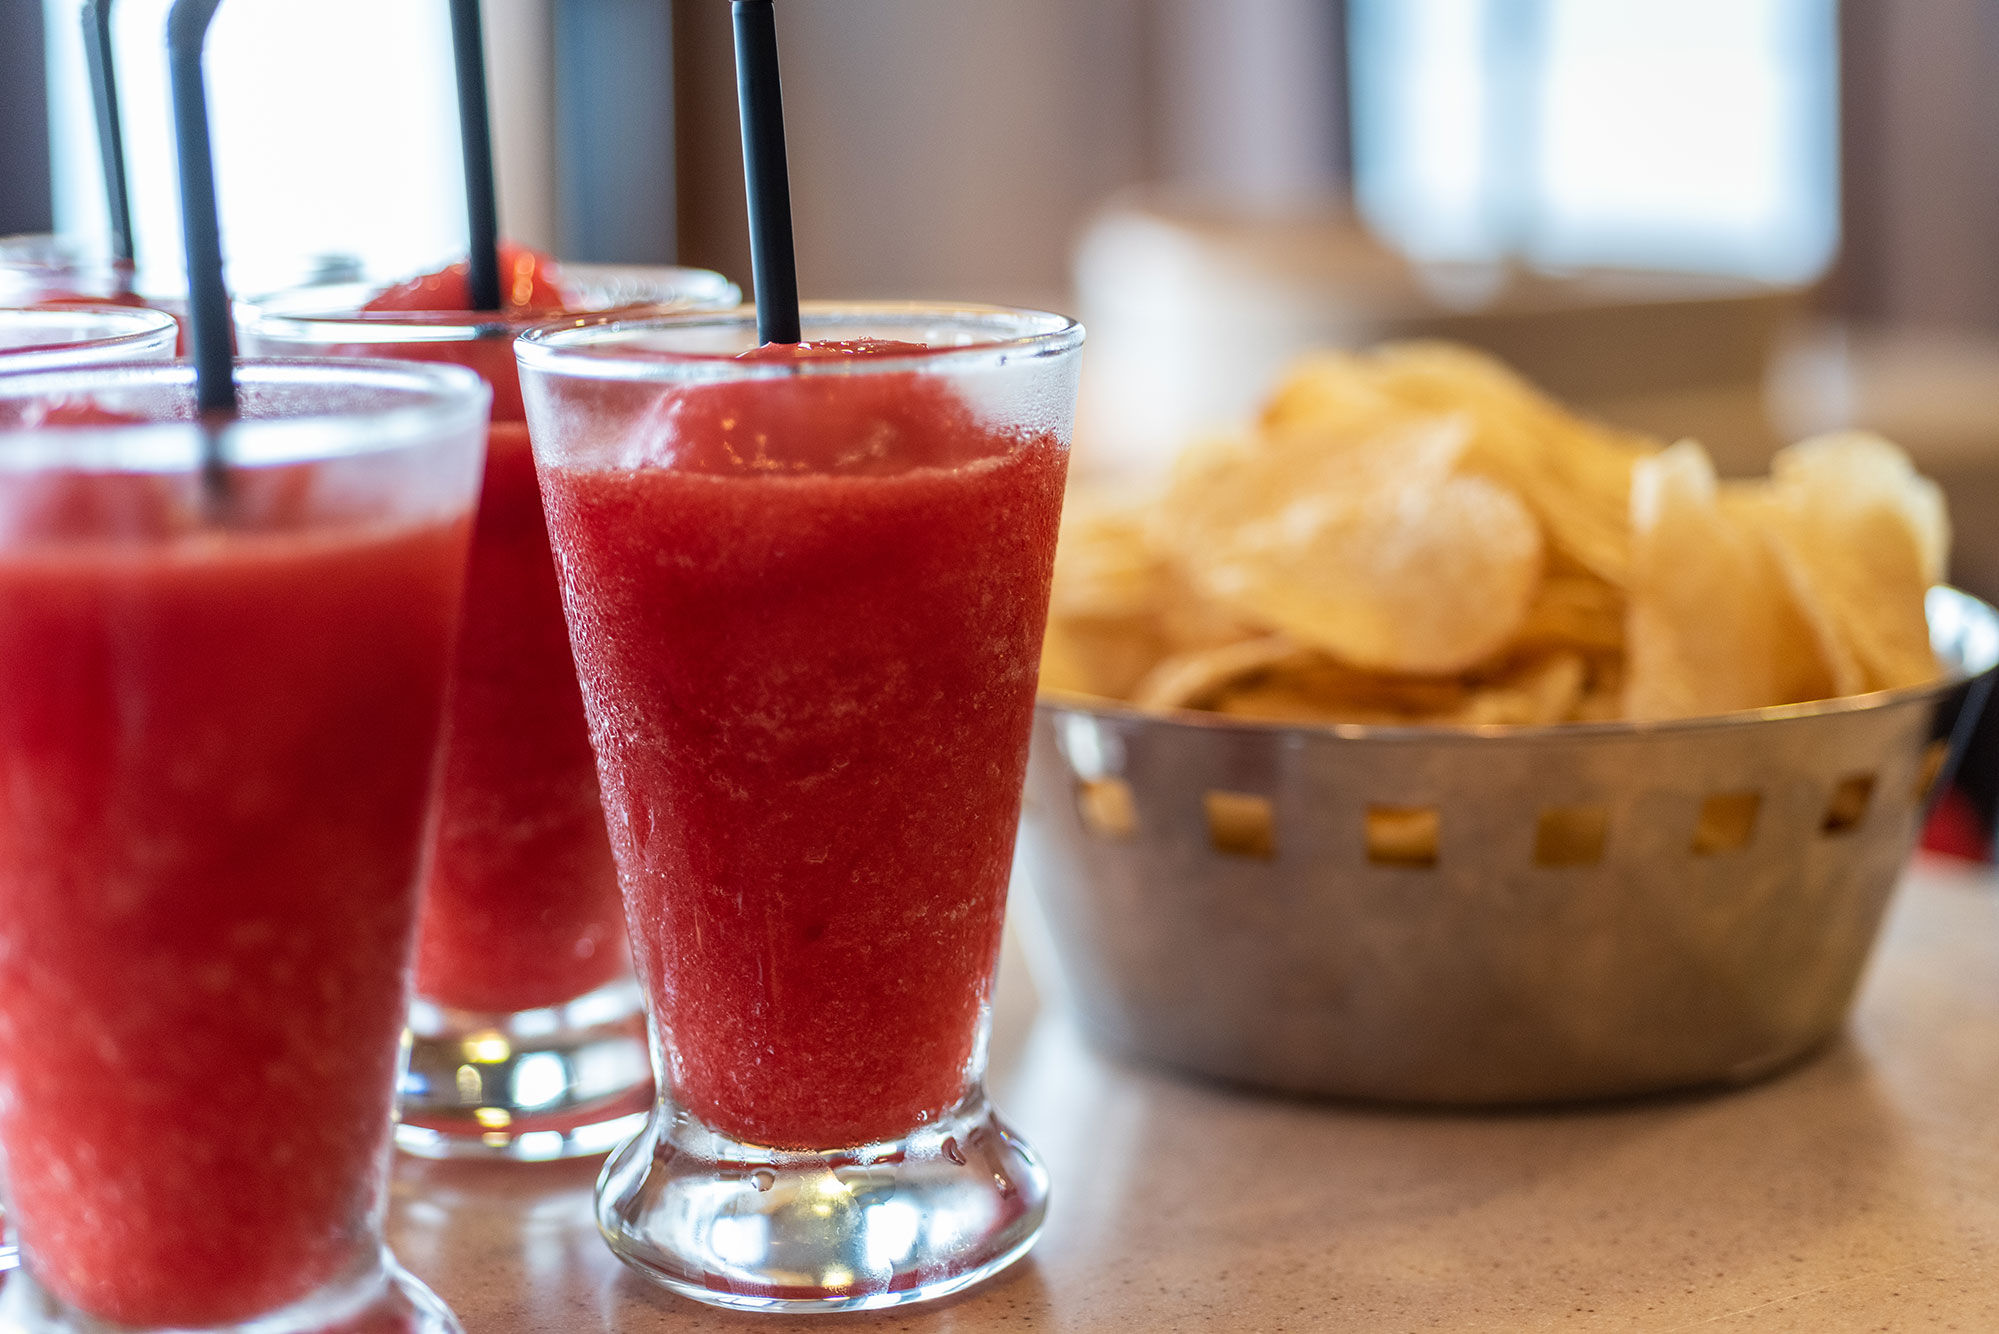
(389, 859, 1999, 1331)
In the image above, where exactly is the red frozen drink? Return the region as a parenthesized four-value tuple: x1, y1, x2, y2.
(240, 250, 736, 1159)
(0, 361, 487, 1332)
(518, 305, 1082, 1310)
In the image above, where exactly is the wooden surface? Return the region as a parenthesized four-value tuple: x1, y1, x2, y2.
(389, 859, 1999, 1331)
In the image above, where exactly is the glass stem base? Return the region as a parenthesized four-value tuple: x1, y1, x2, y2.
(0, 1250, 459, 1334)
(396, 978, 651, 1162)
(595, 1088, 1048, 1313)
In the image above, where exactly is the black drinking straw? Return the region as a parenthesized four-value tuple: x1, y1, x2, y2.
(448, 0, 503, 311)
(80, 0, 133, 265)
(166, 0, 236, 430)
(732, 0, 801, 345)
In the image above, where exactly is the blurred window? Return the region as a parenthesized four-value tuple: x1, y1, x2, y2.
(1349, 0, 1838, 281)
(44, 0, 469, 290)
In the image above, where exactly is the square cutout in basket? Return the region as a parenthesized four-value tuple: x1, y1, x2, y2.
(1821, 773, 1875, 835)
(1206, 791, 1275, 858)
(1077, 778, 1137, 840)
(1692, 791, 1761, 855)
(1367, 805, 1439, 868)
(1535, 805, 1609, 867)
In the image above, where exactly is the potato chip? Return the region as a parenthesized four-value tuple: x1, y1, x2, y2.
(1164, 417, 1543, 675)
(1040, 497, 1163, 696)
(1153, 412, 1461, 561)
(1719, 483, 1863, 698)
(1211, 681, 1419, 726)
(1209, 657, 1469, 725)
(1042, 341, 1948, 729)
(1757, 433, 1942, 693)
(1184, 650, 1585, 727)
(1511, 570, 1625, 655)
(1458, 651, 1587, 726)
(1204, 473, 1542, 674)
(1042, 488, 1258, 699)
(1259, 351, 1411, 438)
(1571, 656, 1627, 722)
(1772, 432, 1948, 583)
(1048, 493, 1165, 622)
(1624, 441, 1834, 719)
(1131, 636, 1311, 713)
(1355, 343, 1658, 587)
(1038, 617, 1142, 698)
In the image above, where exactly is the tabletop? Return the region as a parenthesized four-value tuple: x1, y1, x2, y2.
(389, 858, 1999, 1332)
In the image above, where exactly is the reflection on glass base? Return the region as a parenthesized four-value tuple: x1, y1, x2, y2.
(397, 978, 652, 1162)
(0, 1249, 459, 1334)
(596, 1089, 1048, 1312)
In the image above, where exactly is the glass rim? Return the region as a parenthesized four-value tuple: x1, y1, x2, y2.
(0, 305, 180, 368)
(237, 264, 741, 345)
(513, 301, 1087, 383)
(0, 231, 350, 302)
(0, 357, 492, 473)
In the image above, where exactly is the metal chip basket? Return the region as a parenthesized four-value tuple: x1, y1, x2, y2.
(1015, 587, 1999, 1104)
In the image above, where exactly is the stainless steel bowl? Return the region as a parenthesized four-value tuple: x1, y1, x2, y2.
(1016, 587, 1999, 1104)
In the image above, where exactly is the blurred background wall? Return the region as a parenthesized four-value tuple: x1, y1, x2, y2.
(31, 0, 1996, 325)
(19, 0, 1999, 465)
(28, 0, 1977, 482)
(674, 0, 1146, 309)
(27, 0, 1999, 318)
(18, 0, 1999, 826)
(1836, 0, 1999, 324)
(670, 0, 1348, 308)
(667, 0, 1835, 300)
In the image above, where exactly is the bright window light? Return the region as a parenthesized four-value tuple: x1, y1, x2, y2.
(1349, 0, 1839, 282)
(45, 0, 469, 292)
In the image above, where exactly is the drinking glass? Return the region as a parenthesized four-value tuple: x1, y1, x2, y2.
(0, 359, 488, 1334)
(0, 233, 139, 307)
(1, 230, 365, 340)
(240, 265, 739, 1161)
(0, 301, 178, 1275)
(0, 304, 177, 367)
(516, 304, 1083, 1311)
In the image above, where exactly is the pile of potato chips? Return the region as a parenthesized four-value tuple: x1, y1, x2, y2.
(1042, 342, 1948, 725)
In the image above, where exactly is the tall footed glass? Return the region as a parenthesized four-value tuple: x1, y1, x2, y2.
(0, 303, 178, 1277)
(0, 360, 488, 1334)
(241, 262, 738, 1162)
(517, 305, 1083, 1311)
